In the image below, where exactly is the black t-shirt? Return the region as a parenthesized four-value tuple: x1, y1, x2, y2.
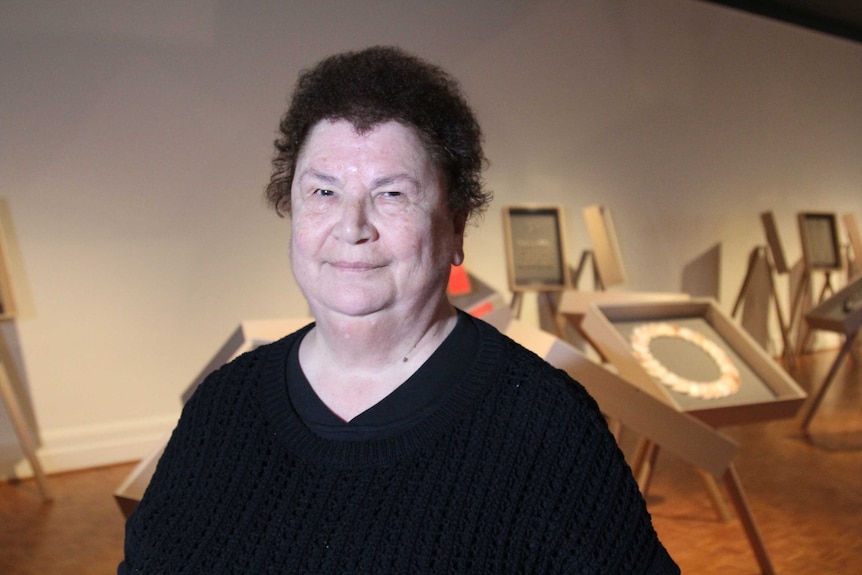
(287, 310, 479, 441)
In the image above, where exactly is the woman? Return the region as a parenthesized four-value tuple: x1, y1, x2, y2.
(120, 46, 678, 574)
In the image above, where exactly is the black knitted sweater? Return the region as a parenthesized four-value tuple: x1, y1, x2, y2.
(120, 316, 678, 574)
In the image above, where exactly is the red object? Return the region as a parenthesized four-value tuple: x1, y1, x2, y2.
(447, 264, 472, 296)
(469, 301, 494, 318)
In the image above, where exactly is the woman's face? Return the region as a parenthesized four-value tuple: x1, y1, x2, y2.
(290, 119, 464, 322)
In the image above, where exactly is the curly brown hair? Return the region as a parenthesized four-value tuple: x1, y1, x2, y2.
(265, 46, 491, 220)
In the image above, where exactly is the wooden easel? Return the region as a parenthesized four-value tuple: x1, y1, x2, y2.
(571, 250, 605, 291)
(0, 200, 52, 500)
(789, 269, 836, 355)
(485, 307, 775, 572)
(574, 298, 807, 575)
(797, 274, 862, 432)
(0, 354, 52, 500)
(843, 213, 862, 281)
(510, 290, 564, 340)
(632, 442, 775, 574)
(793, 212, 844, 355)
(798, 330, 858, 432)
(732, 245, 793, 365)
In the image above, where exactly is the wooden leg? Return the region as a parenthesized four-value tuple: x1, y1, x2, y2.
(722, 464, 775, 575)
(606, 417, 622, 443)
(799, 331, 857, 432)
(633, 441, 659, 496)
(510, 292, 523, 319)
(631, 438, 650, 480)
(789, 272, 811, 354)
(765, 254, 794, 367)
(0, 361, 52, 500)
(696, 468, 733, 522)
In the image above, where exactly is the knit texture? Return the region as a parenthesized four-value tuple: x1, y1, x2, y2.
(120, 317, 678, 574)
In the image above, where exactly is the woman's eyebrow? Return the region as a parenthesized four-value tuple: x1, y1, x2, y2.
(298, 168, 340, 186)
(297, 169, 420, 190)
(371, 174, 418, 189)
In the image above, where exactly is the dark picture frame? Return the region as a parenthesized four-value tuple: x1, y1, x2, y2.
(798, 212, 842, 272)
(502, 205, 570, 292)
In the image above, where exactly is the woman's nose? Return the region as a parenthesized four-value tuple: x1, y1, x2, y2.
(334, 198, 378, 244)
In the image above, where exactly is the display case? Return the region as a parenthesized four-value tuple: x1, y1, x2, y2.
(556, 290, 689, 329)
(581, 298, 806, 428)
(482, 307, 738, 477)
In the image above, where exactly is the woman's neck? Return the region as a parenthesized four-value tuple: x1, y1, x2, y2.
(298, 303, 459, 421)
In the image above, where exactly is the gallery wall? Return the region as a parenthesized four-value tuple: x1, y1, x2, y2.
(1, 0, 860, 477)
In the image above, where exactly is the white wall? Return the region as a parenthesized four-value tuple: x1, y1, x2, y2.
(1, 0, 860, 477)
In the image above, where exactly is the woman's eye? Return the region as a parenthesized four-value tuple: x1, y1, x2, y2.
(314, 188, 335, 197)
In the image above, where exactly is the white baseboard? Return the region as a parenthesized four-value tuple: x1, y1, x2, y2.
(1, 414, 178, 480)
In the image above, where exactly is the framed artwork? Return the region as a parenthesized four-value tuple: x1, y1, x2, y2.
(581, 299, 806, 427)
(798, 212, 841, 272)
(760, 211, 789, 274)
(502, 205, 570, 292)
(582, 205, 627, 287)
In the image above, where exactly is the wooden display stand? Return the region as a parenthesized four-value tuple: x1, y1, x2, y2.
(797, 274, 862, 431)
(578, 298, 808, 574)
(844, 213, 862, 280)
(580, 205, 627, 290)
(0, 200, 52, 500)
(791, 212, 843, 354)
(0, 357, 52, 501)
(115, 318, 312, 517)
(732, 212, 793, 362)
(557, 291, 721, 512)
(483, 307, 780, 574)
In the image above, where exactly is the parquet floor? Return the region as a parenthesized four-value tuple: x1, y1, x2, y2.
(0, 346, 859, 574)
(646, 346, 862, 574)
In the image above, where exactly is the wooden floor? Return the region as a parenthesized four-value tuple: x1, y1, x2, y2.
(0, 346, 859, 574)
(647, 345, 862, 574)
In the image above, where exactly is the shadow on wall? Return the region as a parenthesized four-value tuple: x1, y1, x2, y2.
(682, 243, 721, 301)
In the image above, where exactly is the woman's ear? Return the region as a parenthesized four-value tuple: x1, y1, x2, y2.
(452, 213, 467, 266)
